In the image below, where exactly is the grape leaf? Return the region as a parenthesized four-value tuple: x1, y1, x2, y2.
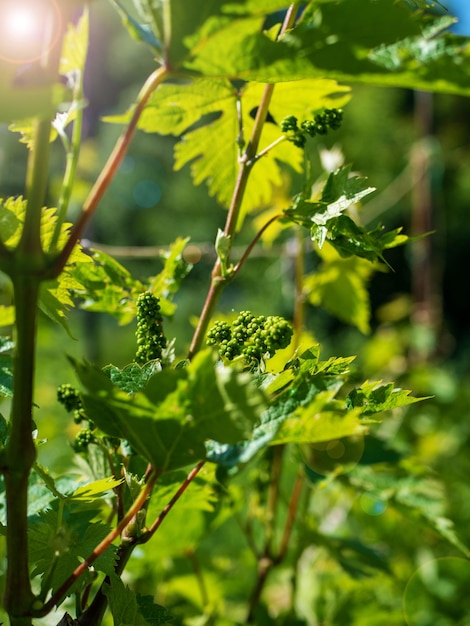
(304, 244, 376, 334)
(0, 196, 92, 334)
(29, 507, 117, 596)
(346, 380, 425, 416)
(72, 350, 267, 472)
(103, 361, 163, 394)
(103, 575, 172, 626)
(0, 337, 13, 398)
(68, 477, 124, 502)
(107, 77, 348, 223)
(207, 347, 357, 470)
(110, 0, 163, 54)
(271, 393, 365, 445)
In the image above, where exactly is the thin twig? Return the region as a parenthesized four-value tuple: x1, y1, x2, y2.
(139, 461, 206, 543)
(50, 66, 169, 278)
(231, 214, 283, 279)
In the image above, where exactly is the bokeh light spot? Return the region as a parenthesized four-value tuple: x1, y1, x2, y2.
(301, 434, 364, 476)
(133, 180, 161, 209)
(359, 492, 387, 516)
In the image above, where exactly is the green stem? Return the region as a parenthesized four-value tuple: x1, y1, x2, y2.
(293, 228, 306, 349)
(3, 277, 40, 625)
(19, 119, 52, 261)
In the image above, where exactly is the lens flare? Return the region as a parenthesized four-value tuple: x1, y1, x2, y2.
(0, 1, 61, 64)
(5, 8, 37, 37)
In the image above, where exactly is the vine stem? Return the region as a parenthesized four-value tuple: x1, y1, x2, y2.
(140, 460, 206, 542)
(187, 3, 300, 360)
(231, 213, 283, 280)
(246, 465, 304, 623)
(3, 278, 40, 625)
(74, 461, 206, 626)
(35, 471, 159, 617)
(50, 65, 169, 277)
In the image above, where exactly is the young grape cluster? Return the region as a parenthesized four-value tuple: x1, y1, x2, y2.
(135, 292, 166, 365)
(57, 383, 96, 452)
(73, 429, 96, 453)
(281, 108, 343, 148)
(57, 383, 87, 424)
(207, 311, 293, 365)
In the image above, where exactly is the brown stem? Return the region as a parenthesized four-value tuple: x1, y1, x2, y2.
(140, 461, 206, 542)
(50, 66, 169, 278)
(246, 463, 304, 623)
(277, 468, 304, 561)
(231, 214, 283, 279)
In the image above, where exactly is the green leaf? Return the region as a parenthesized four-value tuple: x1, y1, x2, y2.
(0, 196, 92, 333)
(71, 248, 144, 324)
(0, 337, 13, 398)
(103, 575, 172, 626)
(116, 77, 347, 223)
(346, 380, 425, 416)
(284, 165, 375, 246)
(73, 351, 267, 472)
(272, 392, 364, 445)
(110, 0, 162, 55)
(209, 347, 357, 470)
(29, 507, 117, 596)
(60, 7, 89, 77)
(349, 465, 470, 556)
(148, 236, 192, 315)
(103, 362, 163, 394)
(304, 244, 376, 333)
(0, 413, 8, 446)
(67, 477, 124, 502)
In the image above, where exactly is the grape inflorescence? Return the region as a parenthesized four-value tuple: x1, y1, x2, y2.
(135, 292, 166, 365)
(207, 311, 293, 365)
(281, 108, 343, 148)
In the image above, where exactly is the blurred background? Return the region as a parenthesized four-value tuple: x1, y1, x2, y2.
(1, 2, 470, 621)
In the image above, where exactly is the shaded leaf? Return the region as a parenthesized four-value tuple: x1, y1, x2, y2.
(103, 361, 162, 394)
(73, 351, 266, 472)
(103, 575, 172, 625)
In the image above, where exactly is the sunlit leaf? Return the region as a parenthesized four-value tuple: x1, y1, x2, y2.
(304, 243, 376, 333)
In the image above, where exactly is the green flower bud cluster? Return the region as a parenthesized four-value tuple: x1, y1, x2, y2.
(207, 311, 293, 364)
(57, 383, 87, 424)
(280, 108, 343, 148)
(135, 292, 166, 365)
(73, 429, 96, 453)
